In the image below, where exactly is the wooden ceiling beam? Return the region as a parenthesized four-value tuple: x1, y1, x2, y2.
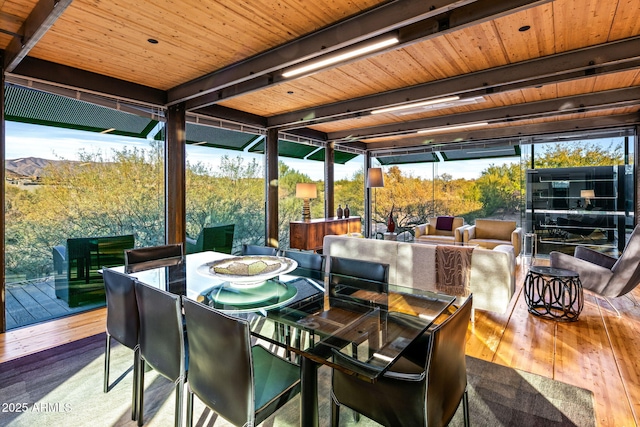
(190, 105, 267, 129)
(268, 36, 640, 129)
(173, 0, 551, 110)
(4, 0, 73, 72)
(328, 87, 640, 141)
(365, 113, 640, 152)
(8, 57, 167, 107)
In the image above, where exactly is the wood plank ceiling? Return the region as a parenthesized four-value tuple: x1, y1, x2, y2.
(1, 0, 639, 156)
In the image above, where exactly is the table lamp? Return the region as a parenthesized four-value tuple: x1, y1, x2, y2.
(296, 183, 317, 221)
(581, 189, 595, 208)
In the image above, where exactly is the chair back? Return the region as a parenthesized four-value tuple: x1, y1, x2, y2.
(103, 268, 139, 350)
(241, 244, 278, 256)
(125, 243, 184, 273)
(280, 250, 324, 279)
(200, 223, 235, 254)
(134, 281, 186, 382)
(329, 256, 388, 292)
(609, 224, 640, 296)
(425, 295, 472, 427)
(329, 256, 389, 311)
(183, 298, 254, 426)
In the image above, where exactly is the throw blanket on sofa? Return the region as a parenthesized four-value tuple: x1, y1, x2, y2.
(436, 245, 474, 296)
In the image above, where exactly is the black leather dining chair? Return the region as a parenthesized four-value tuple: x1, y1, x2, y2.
(125, 243, 184, 273)
(102, 268, 140, 420)
(182, 298, 301, 427)
(280, 249, 325, 280)
(241, 244, 278, 256)
(134, 281, 187, 427)
(330, 295, 473, 427)
(328, 256, 389, 310)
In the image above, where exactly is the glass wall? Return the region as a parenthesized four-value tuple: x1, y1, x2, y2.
(371, 154, 522, 240)
(5, 121, 165, 329)
(185, 139, 265, 255)
(524, 135, 634, 257)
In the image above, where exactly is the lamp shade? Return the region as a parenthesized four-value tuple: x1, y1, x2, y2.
(296, 183, 317, 199)
(367, 168, 384, 188)
(580, 189, 595, 198)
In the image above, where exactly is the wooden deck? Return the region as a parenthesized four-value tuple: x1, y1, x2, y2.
(5, 278, 104, 330)
(1, 261, 639, 427)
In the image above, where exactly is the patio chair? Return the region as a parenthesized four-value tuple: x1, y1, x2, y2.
(550, 224, 640, 315)
(53, 234, 135, 307)
(185, 223, 235, 254)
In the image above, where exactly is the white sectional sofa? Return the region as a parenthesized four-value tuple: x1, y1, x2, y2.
(323, 235, 516, 314)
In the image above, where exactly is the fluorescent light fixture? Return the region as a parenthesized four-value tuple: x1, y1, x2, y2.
(100, 128, 116, 134)
(466, 148, 513, 155)
(371, 96, 460, 115)
(417, 122, 489, 135)
(282, 37, 399, 78)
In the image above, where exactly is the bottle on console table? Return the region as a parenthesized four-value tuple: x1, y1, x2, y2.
(344, 204, 350, 218)
(337, 204, 343, 218)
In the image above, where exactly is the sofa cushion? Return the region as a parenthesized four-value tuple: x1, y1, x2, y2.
(429, 217, 464, 237)
(416, 235, 456, 245)
(475, 219, 515, 241)
(436, 216, 455, 231)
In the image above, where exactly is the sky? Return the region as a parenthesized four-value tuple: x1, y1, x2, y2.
(5, 121, 515, 181)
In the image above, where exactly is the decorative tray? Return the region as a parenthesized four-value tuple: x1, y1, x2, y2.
(196, 255, 297, 287)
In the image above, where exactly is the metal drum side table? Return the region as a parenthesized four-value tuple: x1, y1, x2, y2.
(523, 266, 584, 321)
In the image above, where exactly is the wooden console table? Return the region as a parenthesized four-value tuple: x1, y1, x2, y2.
(290, 217, 361, 251)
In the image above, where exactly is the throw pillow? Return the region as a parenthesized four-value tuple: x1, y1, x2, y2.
(436, 216, 455, 231)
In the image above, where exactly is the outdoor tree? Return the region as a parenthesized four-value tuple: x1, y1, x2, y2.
(532, 141, 623, 168)
(476, 162, 522, 216)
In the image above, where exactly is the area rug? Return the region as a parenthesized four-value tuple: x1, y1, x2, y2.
(0, 333, 595, 426)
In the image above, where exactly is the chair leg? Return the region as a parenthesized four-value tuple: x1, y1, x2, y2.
(603, 297, 622, 317)
(186, 387, 194, 427)
(330, 397, 340, 427)
(137, 358, 145, 426)
(462, 388, 470, 427)
(132, 347, 140, 421)
(174, 379, 185, 427)
(103, 334, 111, 393)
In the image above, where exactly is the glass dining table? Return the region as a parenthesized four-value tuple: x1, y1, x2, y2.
(109, 251, 456, 427)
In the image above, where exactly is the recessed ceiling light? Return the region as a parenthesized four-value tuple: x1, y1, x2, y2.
(147, 38, 159, 44)
(519, 25, 531, 32)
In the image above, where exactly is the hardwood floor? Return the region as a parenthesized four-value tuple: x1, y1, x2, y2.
(1, 263, 639, 427)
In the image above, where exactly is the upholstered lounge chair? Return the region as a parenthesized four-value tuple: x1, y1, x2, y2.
(414, 216, 465, 245)
(550, 224, 640, 315)
(463, 219, 522, 255)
